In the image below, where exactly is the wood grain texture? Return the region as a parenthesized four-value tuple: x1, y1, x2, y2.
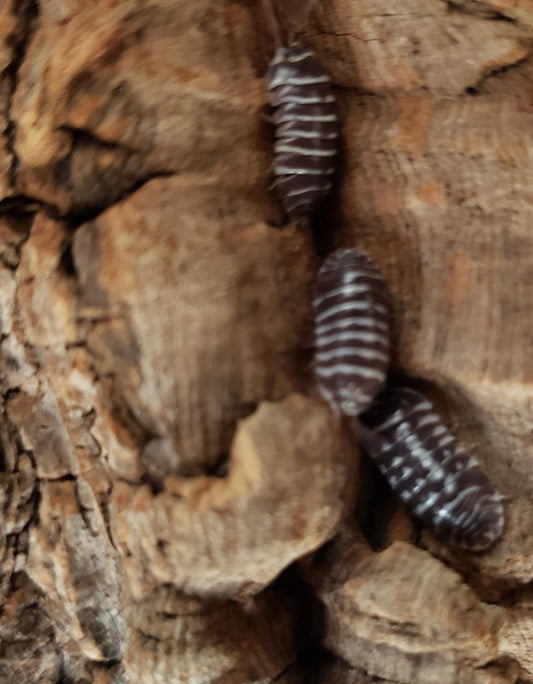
(124, 585, 301, 683)
(0, 0, 533, 681)
(312, 1, 533, 582)
(308, 534, 514, 683)
(10, 0, 270, 219)
(112, 394, 357, 599)
(72, 177, 318, 478)
(0, 6, 14, 199)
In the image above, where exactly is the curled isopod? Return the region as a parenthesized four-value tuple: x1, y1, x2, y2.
(313, 248, 391, 417)
(360, 387, 505, 552)
(266, 41, 338, 222)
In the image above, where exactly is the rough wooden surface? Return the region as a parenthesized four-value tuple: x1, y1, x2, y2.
(1, 0, 533, 682)
(313, 536, 506, 683)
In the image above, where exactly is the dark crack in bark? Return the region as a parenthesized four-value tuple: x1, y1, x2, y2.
(55, 126, 175, 228)
(446, 0, 516, 22)
(464, 50, 532, 94)
(4, 0, 39, 191)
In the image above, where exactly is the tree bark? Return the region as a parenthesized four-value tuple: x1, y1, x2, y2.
(1, 0, 533, 682)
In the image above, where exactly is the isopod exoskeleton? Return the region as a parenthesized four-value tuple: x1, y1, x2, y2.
(313, 248, 391, 417)
(360, 387, 505, 551)
(266, 41, 338, 222)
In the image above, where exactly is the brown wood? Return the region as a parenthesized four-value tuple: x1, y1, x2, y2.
(1, 0, 533, 681)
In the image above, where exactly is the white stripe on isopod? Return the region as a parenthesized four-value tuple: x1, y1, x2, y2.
(278, 127, 338, 139)
(269, 73, 331, 88)
(274, 111, 337, 123)
(273, 164, 336, 175)
(315, 363, 386, 381)
(315, 346, 389, 364)
(274, 143, 337, 157)
(285, 183, 333, 197)
(315, 316, 389, 336)
(276, 93, 336, 104)
(316, 329, 389, 348)
(315, 300, 389, 323)
(313, 283, 379, 306)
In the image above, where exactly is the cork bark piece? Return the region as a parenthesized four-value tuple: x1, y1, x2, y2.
(0, 0, 532, 681)
(112, 394, 358, 599)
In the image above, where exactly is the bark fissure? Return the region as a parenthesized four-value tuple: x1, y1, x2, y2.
(64, 168, 177, 228)
(446, 0, 517, 23)
(57, 126, 140, 156)
(4, 0, 39, 190)
(1, 1, 532, 681)
(464, 50, 533, 94)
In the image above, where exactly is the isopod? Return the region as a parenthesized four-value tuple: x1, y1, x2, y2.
(266, 41, 338, 222)
(313, 248, 391, 416)
(360, 387, 505, 551)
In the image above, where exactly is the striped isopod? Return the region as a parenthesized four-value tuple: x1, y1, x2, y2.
(266, 41, 338, 222)
(360, 387, 505, 551)
(313, 248, 391, 417)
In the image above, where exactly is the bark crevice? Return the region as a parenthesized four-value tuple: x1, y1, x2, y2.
(4, 0, 39, 190)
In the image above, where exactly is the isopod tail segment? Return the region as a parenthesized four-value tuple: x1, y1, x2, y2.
(313, 248, 392, 418)
(261, 0, 339, 226)
(358, 387, 505, 552)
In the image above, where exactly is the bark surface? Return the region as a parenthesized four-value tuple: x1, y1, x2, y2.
(1, 0, 533, 682)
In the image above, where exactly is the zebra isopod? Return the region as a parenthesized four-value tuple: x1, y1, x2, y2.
(360, 387, 505, 551)
(266, 41, 338, 222)
(313, 248, 391, 417)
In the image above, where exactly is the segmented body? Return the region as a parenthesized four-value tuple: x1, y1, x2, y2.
(313, 249, 391, 416)
(361, 387, 505, 551)
(266, 41, 337, 222)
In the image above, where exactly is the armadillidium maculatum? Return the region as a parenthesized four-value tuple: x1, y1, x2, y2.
(361, 387, 505, 551)
(313, 248, 391, 417)
(266, 41, 338, 222)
